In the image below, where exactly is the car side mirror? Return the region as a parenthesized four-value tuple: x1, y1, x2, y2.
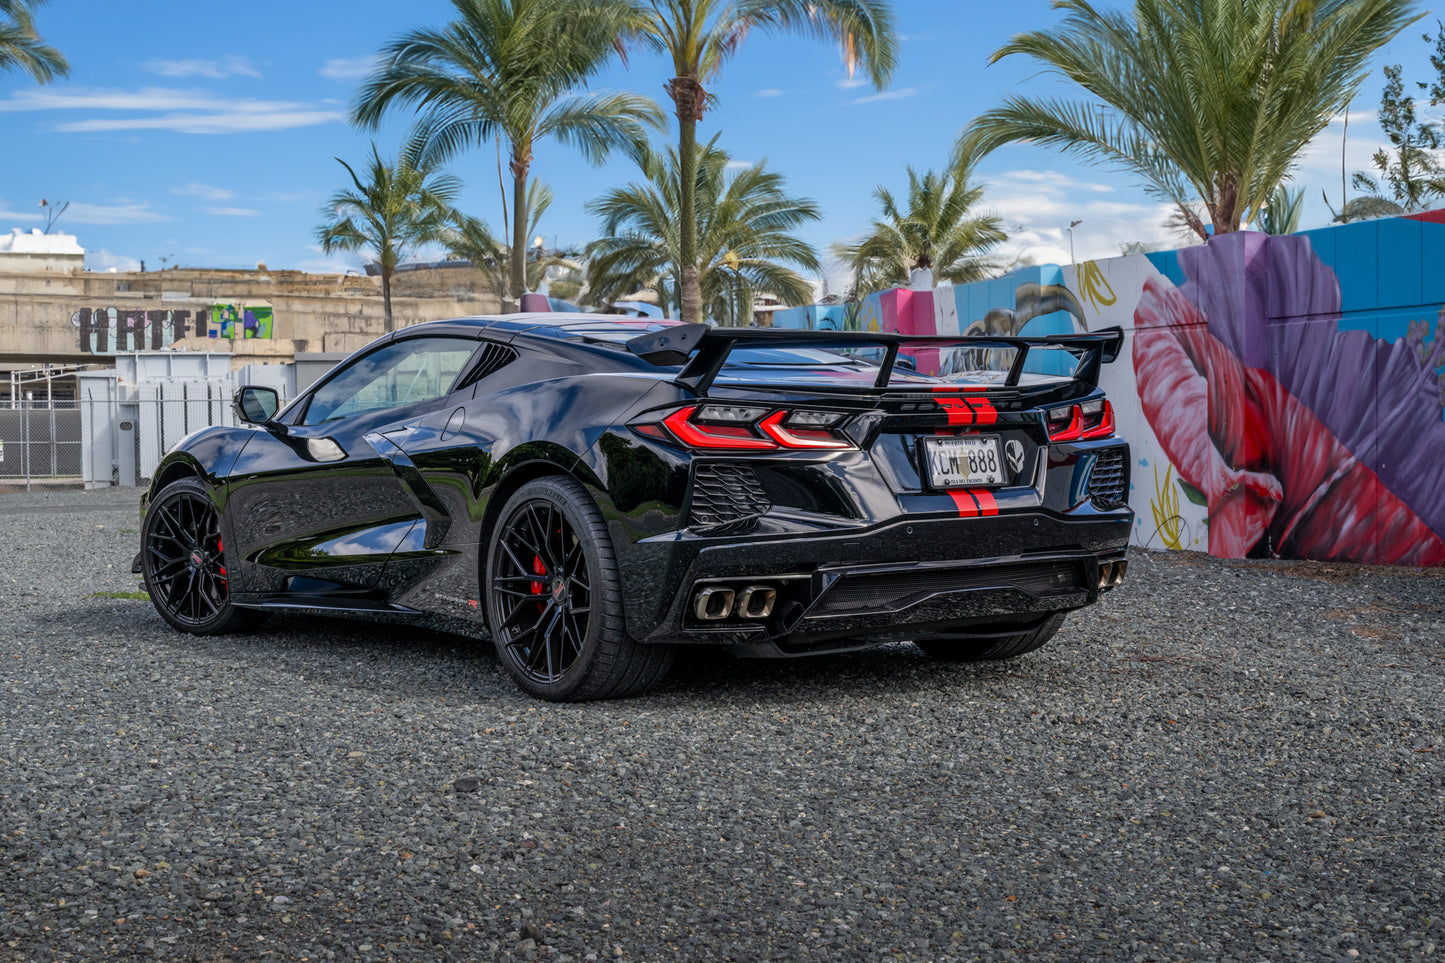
(233, 386, 281, 426)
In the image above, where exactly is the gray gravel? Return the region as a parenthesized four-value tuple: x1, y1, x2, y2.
(1, 487, 1443, 962)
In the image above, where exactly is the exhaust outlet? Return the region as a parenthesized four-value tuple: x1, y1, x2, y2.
(1097, 561, 1115, 590)
(694, 587, 735, 621)
(736, 586, 777, 619)
(1110, 559, 1128, 586)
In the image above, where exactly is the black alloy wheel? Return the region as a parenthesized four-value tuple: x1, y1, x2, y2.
(141, 477, 259, 635)
(485, 476, 672, 701)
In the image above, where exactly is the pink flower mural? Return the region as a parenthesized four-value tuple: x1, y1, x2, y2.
(1133, 233, 1445, 565)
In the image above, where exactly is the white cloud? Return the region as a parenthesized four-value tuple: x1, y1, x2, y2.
(835, 76, 867, 90)
(0, 87, 345, 134)
(298, 248, 362, 274)
(320, 56, 380, 80)
(65, 202, 171, 225)
(203, 206, 259, 217)
(1003, 170, 1117, 193)
(171, 182, 234, 201)
(84, 249, 141, 272)
(144, 56, 261, 80)
(57, 109, 344, 133)
(979, 170, 1179, 265)
(724, 160, 754, 170)
(849, 87, 919, 106)
(754, 88, 784, 98)
(0, 197, 43, 223)
(1327, 107, 1379, 127)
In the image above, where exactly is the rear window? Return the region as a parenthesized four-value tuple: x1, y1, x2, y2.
(933, 343, 1081, 381)
(717, 346, 939, 386)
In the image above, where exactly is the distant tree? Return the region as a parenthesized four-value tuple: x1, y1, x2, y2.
(1255, 184, 1306, 235)
(834, 162, 1005, 297)
(1329, 193, 1406, 223)
(445, 180, 581, 298)
(586, 136, 821, 324)
(963, 0, 1421, 239)
(316, 145, 461, 332)
(353, 0, 661, 305)
(0, 0, 67, 83)
(630, 0, 897, 323)
(1351, 26, 1445, 213)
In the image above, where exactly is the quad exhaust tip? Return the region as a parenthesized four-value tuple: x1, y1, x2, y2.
(1097, 559, 1129, 590)
(693, 584, 778, 622)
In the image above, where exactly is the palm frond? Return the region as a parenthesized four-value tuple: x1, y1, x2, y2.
(963, 0, 1421, 233)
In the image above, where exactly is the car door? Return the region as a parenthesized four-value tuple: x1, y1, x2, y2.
(223, 333, 482, 599)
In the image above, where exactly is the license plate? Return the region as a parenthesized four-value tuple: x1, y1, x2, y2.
(923, 435, 1005, 488)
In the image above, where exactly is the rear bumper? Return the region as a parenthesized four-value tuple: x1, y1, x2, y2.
(625, 508, 1132, 652)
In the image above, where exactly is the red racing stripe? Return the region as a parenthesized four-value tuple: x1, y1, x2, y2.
(936, 397, 974, 426)
(967, 398, 999, 425)
(969, 489, 999, 516)
(948, 490, 980, 517)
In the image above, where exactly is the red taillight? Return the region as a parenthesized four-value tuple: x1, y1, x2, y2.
(1045, 399, 1114, 442)
(662, 406, 777, 450)
(758, 411, 852, 450)
(1045, 404, 1084, 442)
(1081, 400, 1115, 440)
(649, 406, 854, 451)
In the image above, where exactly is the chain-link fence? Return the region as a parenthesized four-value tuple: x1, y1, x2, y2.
(0, 399, 83, 489)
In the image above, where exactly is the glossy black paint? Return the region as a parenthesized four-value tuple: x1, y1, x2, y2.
(140, 314, 1133, 657)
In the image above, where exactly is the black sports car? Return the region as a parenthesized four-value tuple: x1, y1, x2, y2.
(135, 315, 1133, 701)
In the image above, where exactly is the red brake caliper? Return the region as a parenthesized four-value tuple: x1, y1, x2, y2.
(530, 555, 547, 613)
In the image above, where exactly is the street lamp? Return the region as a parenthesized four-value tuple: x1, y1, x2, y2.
(1066, 219, 1083, 265)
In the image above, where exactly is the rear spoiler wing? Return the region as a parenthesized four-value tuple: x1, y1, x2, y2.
(624, 324, 1125, 393)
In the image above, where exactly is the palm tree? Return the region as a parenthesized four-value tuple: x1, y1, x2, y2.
(0, 0, 66, 82)
(835, 163, 1006, 297)
(962, 0, 1420, 239)
(632, 0, 897, 323)
(1254, 184, 1305, 235)
(446, 180, 582, 297)
(352, 0, 661, 306)
(586, 136, 821, 323)
(316, 144, 461, 332)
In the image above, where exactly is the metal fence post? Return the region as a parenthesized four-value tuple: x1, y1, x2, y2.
(22, 392, 31, 492)
(49, 400, 57, 477)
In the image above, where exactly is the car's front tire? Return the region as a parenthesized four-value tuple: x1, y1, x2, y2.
(913, 612, 1066, 663)
(484, 475, 673, 701)
(141, 476, 261, 635)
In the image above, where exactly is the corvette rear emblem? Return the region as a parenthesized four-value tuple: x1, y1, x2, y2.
(1005, 439, 1025, 475)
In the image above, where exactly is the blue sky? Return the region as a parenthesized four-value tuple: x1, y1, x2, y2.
(1, 0, 1439, 289)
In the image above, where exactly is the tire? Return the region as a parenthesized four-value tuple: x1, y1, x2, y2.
(484, 475, 673, 701)
(913, 612, 1067, 663)
(141, 476, 261, 635)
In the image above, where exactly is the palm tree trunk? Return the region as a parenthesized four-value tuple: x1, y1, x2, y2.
(670, 77, 705, 324)
(509, 149, 531, 310)
(382, 269, 394, 333)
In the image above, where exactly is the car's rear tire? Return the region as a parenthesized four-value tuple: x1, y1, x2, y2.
(484, 475, 673, 701)
(913, 612, 1066, 663)
(141, 476, 262, 635)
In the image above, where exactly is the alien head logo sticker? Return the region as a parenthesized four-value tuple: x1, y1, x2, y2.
(1005, 438, 1025, 475)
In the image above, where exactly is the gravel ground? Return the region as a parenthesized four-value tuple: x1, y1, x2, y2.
(1, 487, 1442, 963)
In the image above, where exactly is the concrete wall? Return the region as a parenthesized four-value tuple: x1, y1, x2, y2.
(0, 265, 503, 364)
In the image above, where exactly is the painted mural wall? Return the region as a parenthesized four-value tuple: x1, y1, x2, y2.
(71, 302, 274, 355)
(775, 220, 1445, 566)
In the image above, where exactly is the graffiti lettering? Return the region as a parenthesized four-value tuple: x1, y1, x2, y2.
(1076, 260, 1117, 312)
(71, 304, 275, 354)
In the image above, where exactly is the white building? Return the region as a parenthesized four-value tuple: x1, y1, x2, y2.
(0, 229, 84, 272)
